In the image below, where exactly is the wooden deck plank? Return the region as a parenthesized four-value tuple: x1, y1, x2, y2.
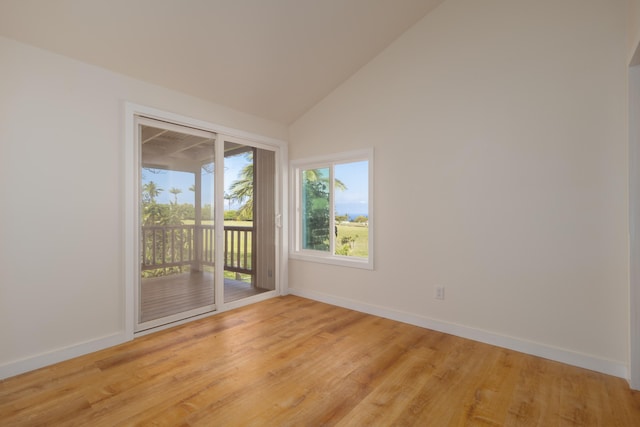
(140, 271, 268, 322)
(1, 296, 639, 426)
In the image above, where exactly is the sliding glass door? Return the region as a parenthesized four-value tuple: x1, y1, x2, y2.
(133, 116, 280, 332)
(136, 117, 217, 331)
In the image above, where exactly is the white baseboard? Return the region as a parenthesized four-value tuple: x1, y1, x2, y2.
(0, 332, 128, 380)
(2, 291, 628, 382)
(288, 288, 628, 380)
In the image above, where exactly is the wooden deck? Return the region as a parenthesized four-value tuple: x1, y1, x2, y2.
(2, 296, 639, 425)
(141, 271, 268, 323)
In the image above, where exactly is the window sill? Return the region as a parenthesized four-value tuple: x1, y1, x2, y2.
(289, 252, 373, 270)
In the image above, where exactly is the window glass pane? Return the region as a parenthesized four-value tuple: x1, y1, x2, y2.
(302, 167, 331, 251)
(334, 161, 369, 258)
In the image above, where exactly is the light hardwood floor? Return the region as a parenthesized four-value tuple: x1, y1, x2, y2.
(1, 296, 639, 426)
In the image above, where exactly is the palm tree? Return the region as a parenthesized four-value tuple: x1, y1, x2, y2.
(142, 181, 162, 204)
(142, 181, 163, 225)
(169, 187, 182, 204)
(228, 161, 254, 220)
(304, 169, 347, 191)
(224, 192, 233, 210)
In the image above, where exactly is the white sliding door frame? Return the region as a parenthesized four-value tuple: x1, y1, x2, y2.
(124, 102, 288, 338)
(629, 26, 640, 387)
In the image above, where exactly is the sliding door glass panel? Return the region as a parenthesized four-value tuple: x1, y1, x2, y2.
(138, 119, 216, 329)
(223, 141, 276, 302)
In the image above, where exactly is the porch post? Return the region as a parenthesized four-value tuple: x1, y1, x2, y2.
(193, 167, 203, 272)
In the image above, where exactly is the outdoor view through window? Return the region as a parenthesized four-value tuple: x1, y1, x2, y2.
(301, 160, 369, 259)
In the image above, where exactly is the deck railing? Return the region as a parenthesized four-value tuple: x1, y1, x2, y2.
(141, 224, 253, 275)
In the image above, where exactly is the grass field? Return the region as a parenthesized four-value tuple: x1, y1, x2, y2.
(336, 223, 369, 258)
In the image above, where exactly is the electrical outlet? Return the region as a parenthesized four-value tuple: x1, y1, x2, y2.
(435, 285, 445, 300)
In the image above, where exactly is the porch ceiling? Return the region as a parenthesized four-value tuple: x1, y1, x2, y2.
(141, 124, 249, 172)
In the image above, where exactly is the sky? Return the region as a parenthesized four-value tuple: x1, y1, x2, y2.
(141, 154, 249, 208)
(334, 160, 369, 216)
(142, 156, 369, 216)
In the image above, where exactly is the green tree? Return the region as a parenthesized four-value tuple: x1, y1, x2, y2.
(180, 203, 195, 220)
(142, 181, 164, 225)
(300, 168, 348, 251)
(169, 187, 182, 204)
(335, 214, 349, 223)
(227, 153, 254, 220)
(304, 169, 347, 191)
(165, 188, 185, 225)
(142, 181, 162, 204)
(303, 179, 331, 250)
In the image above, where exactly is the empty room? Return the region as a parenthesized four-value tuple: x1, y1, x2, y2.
(2, 0, 640, 425)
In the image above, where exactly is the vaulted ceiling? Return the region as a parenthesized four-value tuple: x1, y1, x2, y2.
(0, 0, 445, 124)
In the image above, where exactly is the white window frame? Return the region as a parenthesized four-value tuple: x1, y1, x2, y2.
(290, 149, 373, 270)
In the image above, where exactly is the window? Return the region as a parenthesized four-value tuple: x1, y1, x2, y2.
(291, 149, 373, 269)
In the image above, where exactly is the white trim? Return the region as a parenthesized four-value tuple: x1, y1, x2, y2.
(134, 312, 218, 338)
(221, 290, 279, 312)
(0, 332, 127, 380)
(288, 288, 628, 379)
(291, 149, 373, 166)
(137, 116, 217, 139)
(124, 103, 137, 341)
(136, 305, 217, 333)
(124, 103, 285, 147)
(214, 134, 226, 307)
(289, 251, 372, 269)
(629, 63, 640, 390)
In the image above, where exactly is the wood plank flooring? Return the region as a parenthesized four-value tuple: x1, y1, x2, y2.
(1, 295, 640, 426)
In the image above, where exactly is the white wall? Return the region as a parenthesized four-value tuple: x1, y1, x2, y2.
(0, 36, 287, 375)
(289, 0, 630, 376)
